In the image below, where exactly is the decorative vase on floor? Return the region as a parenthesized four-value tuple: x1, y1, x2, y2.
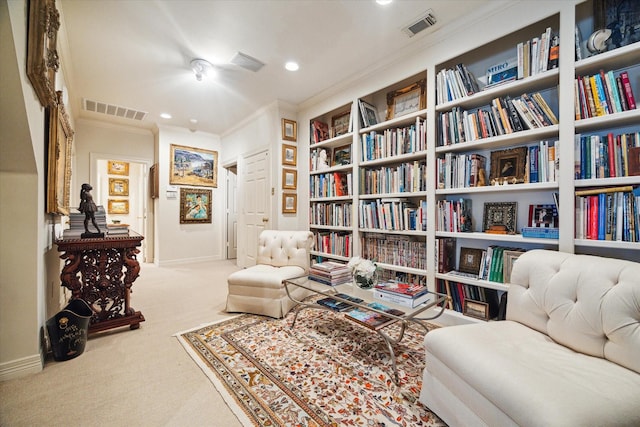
(353, 271, 378, 289)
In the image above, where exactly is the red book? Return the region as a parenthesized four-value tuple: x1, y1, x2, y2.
(607, 133, 616, 177)
(620, 72, 637, 110)
(588, 195, 598, 239)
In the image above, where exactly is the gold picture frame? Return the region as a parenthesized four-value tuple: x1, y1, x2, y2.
(46, 91, 74, 215)
(27, 0, 60, 108)
(109, 178, 129, 196)
(386, 79, 426, 120)
(464, 300, 490, 321)
(108, 199, 129, 215)
(282, 118, 297, 142)
(282, 193, 297, 214)
(282, 168, 297, 190)
(179, 188, 212, 224)
(282, 144, 297, 166)
(170, 144, 218, 188)
(108, 160, 129, 176)
(489, 147, 527, 185)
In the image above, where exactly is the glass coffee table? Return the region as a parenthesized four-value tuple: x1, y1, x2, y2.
(283, 276, 448, 385)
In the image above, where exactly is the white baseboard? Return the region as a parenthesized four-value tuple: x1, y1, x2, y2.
(0, 353, 43, 381)
(156, 255, 221, 267)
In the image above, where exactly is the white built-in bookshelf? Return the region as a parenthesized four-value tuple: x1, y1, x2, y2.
(304, 0, 639, 325)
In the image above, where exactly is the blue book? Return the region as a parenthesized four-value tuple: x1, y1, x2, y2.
(529, 145, 539, 183)
(598, 192, 606, 240)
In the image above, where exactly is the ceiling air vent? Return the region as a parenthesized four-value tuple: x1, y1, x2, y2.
(83, 98, 148, 121)
(402, 9, 437, 37)
(230, 51, 265, 72)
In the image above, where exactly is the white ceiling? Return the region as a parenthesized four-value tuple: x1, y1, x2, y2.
(59, 0, 491, 135)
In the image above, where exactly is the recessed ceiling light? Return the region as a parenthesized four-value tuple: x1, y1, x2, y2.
(376, 0, 392, 4)
(285, 61, 299, 71)
(160, 113, 172, 119)
(189, 119, 198, 124)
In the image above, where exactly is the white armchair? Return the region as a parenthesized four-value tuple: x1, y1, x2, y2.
(225, 230, 314, 318)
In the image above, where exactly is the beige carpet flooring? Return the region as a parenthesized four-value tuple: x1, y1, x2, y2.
(0, 259, 244, 427)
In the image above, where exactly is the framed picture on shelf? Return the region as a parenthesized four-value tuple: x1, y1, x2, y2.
(594, 0, 640, 51)
(489, 147, 527, 185)
(458, 247, 483, 275)
(180, 187, 212, 224)
(386, 79, 426, 120)
(282, 168, 297, 190)
(109, 178, 129, 196)
(46, 92, 73, 216)
(483, 201, 517, 234)
(108, 160, 129, 176)
(282, 118, 297, 142)
(331, 111, 351, 137)
(282, 193, 297, 214)
(464, 300, 490, 321)
(503, 250, 525, 284)
(528, 204, 558, 228)
(170, 144, 218, 188)
(108, 199, 129, 215)
(282, 144, 297, 166)
(311, 120, 329, 144)
(358, 99, 379, 128)
(332, 144, 351, 166)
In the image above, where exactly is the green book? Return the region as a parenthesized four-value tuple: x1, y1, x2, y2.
(489, 247, 504, 282)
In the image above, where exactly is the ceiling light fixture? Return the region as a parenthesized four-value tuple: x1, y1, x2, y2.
(190, 58, 214, 81)
(160, 113, 172, 119)
(376, 0, 393, 5)
(285, 61, 299, 71)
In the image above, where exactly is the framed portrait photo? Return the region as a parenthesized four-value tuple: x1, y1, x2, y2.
(282, 144, 297, 166)
(282, 168, 297, 190)
(180, 188, 212, 224)
(489, 147, 527, 185)
(282, 118, 297, 142)
(282, 193, 297, 214)
(108, 199, 129, 215)
(386, 79, 426, 120)
(483, 201, 517, 234)
(109, 178, 129, 196)
(170, 144, 218, 188)
(108, 160, 129, 176)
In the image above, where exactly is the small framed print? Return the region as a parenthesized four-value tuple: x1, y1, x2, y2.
(332, 144, 352, 166)
(282, 193, 297, 214)
(180, 187, 212, 224)
(528, 204, 558, 228)
(464, 300, 490, 321)
(358, 99, 379, 128)
(503, 250, 525, 284)
(282, 118, 297, 142)
(108, 160, 129, 176)
(108, 199, 129, 215)
(109, 178, 129, 196)
(458, 247, 483, 275)
(282, 168, 297, 190)
(386, 79, 426, 120)
(483, 202, 517, 234)
(282, 144, 297, 166)
(331, 110, 351, 137)
(489, 147, 527, 185)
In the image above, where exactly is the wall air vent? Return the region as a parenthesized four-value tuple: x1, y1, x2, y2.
(402, 9, 437, 37)
(82, 98, 148, 121)
(230, 51, 265, 72)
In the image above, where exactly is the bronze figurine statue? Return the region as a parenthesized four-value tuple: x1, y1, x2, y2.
(79, 183, 103, 237)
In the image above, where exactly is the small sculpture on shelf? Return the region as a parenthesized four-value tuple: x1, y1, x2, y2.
(317, 149, 330, 170)
(78, 183, 104, 238)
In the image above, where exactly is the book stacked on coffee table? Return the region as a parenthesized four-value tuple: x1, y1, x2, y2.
(309, 261, 352, 286)
(373, 280, 430, 308)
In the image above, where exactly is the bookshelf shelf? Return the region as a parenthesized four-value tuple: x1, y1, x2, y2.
(574, 176, 640, 188)
(309, 164, 352, 176)
(309, 225, 351, 231)
(310, 250, 350, 262)
(359, 191, 428, 200)
(435, 231, 559, 246)
(574, 109, 640, 132)
(360, 150, 427, 167)
(310, 132, 353, 150)
(575, 42, 640, 75)
(360, 109, 427, 134)
(310, 196, 352, 203)
(436, 182, 558, 195)
(574, 239, 640, 250)
(360, 228, 425, 236)
(435, 125, 559, 154)
(435, 272, 510, 293)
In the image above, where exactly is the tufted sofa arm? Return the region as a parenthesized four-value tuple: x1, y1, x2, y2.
(256, 230, 313, 273)
(508, 249, 640, 374)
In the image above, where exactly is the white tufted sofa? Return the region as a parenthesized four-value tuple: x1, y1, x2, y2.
(225, 230, 314, 318)
(420, 249, 640, 427)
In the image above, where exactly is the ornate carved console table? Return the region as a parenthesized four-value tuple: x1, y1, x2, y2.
(55, 233, 145, 334)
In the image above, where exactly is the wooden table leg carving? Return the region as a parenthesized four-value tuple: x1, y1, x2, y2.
(55, 233, 145, 334)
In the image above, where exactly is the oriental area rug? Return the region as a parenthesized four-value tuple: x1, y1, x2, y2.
(176, 306, 446, 427)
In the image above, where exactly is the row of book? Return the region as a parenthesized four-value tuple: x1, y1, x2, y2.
(437, 153, 486, 189)
(361, 233, 427, 270)
(437, 92, 558, 146)
(360, 120, 427, 162)
(436, 279, 500, 319)
(358, 199, 427, 232)
(515, 27, 558, 81)
(575, 70, 637, 120)
(310, 172, 352, 198)
(528, 140, 559, 183)
(436, 198, 472, 233)
(313, 231, 351, 257)
(477, 246, 527, 283)
(435, 63, 480, 104)
(309, 261, 352, 286)
(64, 206, 108, 238)
(309, 202, 352, 228)
(574, 132, 640, 179)
(359, 161, 427, 194)
(575, 186, 639, 242)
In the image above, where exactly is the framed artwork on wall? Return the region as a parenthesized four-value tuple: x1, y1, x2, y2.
(282, 118, 297, 142)
(282, 168, 297, 190)
(170, 144, 218, 188)
(109, 178, 129, 196)
(46, 91, 73, 216)
(282, 193, 297, 214)
(149, 163, 159, 199)
(180, 187, 212, 224)
(282, 144, 297, 166)
(108, 199, 129, 215)
(108, 160, 129, 176)
(27, 0, 60, 107)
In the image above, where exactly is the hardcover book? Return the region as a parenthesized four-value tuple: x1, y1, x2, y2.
(345, 303, 405, 330)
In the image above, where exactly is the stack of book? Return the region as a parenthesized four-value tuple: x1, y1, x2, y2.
(64, 206, 107, 238)
(344, 302, 405, 330)
(309, 261, 352, 286)
(106, 223, 130, 236)
(316, 294, 363, 311)
(373, 280, 430, 308)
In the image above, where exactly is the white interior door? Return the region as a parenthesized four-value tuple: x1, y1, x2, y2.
(226, 166, 238, 259)
(239, 149, 270, 267)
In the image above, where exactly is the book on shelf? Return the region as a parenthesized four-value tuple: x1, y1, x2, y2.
(575, 69, 638, 119)
(311, 120, 329, 144)
(521, 227, 559, 239)
(435, 237, 455, 273)
(316, 294, 363, 312)
(344, 302, 405, 330)
(484, 57, 518, 89)
(575, 187, 639, 242)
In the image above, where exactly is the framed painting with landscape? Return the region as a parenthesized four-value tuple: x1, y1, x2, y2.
(170, 144, 218, 188)
(109, 178, 129, 196)
(108, 199, 129, 215)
